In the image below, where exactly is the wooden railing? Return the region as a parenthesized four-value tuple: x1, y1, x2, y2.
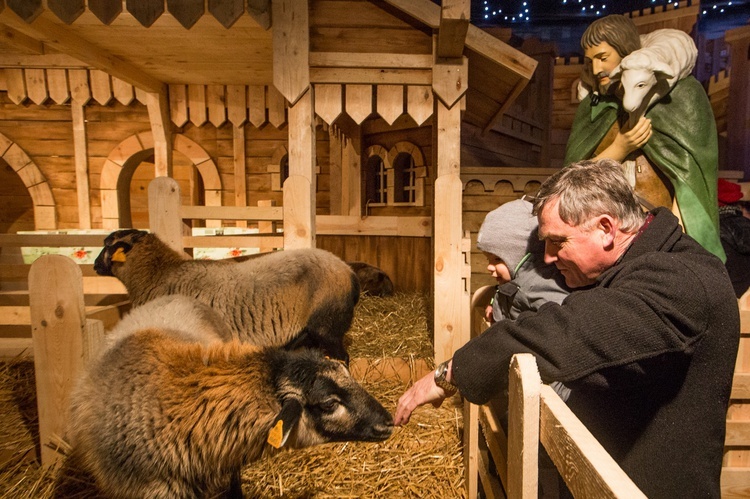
(466, 287, 647, 497)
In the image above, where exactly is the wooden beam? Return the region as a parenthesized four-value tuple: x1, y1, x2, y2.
(385, 0, 536, 81)
(0, 10, 165, 93)
(144, 90, 172, 178)
(483, 78, 530, 134)
(0, 53, 88, 68)
(310, 52, 433, 69)
(437, 0, 469, 59)
(272, 0, 309, 105)
(466, 25, 537, 80)
(310, 67, 432, 85)
(0, 22, 44, 53)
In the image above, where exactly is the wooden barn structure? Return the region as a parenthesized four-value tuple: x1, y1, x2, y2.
(1, 0, 750, 497)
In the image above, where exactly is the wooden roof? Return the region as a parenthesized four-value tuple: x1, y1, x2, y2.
(0, 0, 536, 130)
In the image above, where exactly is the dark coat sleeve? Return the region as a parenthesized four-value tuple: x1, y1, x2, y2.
(451, 254, 713, 405)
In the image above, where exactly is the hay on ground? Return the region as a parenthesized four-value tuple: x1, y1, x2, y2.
(0, 291, 466, 498)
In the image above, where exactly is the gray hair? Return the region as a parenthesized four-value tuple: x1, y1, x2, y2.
(532, 159, 646, 233)
(580, 14, 641, 57)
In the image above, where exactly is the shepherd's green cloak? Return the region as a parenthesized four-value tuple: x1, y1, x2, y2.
(564, 76, 725, 261)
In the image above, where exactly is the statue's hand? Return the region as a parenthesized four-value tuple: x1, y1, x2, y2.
(595, 117, 652, 162)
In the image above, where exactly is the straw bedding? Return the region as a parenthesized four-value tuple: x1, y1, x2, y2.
(0, 292, 466, 498)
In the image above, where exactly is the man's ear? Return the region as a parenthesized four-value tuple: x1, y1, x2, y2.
(597, 215, 617, 248)
(267, 399, 303, 449)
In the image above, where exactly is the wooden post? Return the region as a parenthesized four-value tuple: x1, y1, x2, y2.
(507, 354, 541, 499)
(257, 199, 277, 253)
(233, 125, 247, 228)
(148, 176, 187, 254)
(433, 97, 463, 363)
(144, 88, 173, 178)
(29, 255, 86, 469)
(71, 101, 91, 229)
(284, 87, 315, 248)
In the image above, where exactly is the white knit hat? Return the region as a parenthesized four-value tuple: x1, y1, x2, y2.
(476, 198, 544, 278)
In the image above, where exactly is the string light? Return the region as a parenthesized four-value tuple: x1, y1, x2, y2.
(478, 0, 746, 22)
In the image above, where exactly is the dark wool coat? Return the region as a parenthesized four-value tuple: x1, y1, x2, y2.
(452, 208, 739, 498)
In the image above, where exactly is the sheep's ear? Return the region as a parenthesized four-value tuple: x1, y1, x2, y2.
(267, 399, 303, 449)
(651, 60, 674, 80)
(609, 65, 622, 80)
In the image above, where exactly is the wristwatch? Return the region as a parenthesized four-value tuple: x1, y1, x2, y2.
(434, 360, 457, 395)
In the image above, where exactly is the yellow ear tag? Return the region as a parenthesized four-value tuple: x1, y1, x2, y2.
(111, 247, 127, 263)
(267, 419, 284, 448)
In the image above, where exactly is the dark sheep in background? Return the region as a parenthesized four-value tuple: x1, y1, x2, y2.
(348, 261, 395, 297)
(94, 229, 359, 363)
(66, 297, 393, 498)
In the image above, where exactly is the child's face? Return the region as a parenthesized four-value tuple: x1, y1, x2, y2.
(483, 252, 511, 284)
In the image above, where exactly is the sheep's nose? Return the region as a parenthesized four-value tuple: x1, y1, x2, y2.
(371, 422, 394, 440)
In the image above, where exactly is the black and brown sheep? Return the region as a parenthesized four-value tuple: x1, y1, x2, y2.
(94, 229, 359, 363)
(66, 296, 393, 498)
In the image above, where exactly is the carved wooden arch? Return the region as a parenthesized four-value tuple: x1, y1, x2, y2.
(268, 144, 288, 192)
(363, 145, 390, 206)
(99, 132, 221, 229)
(387, 141, 426, 206)
(0, 133, 56, 229)
(387, 141, 424, 168)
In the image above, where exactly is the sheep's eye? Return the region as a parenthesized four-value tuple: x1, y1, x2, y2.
(637, 82, 646, 88)
(319, 399, 340, 413)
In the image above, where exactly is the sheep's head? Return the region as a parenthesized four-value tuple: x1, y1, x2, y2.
(612, 54, 675, 114)
(266, 349, 393, 451)
(94, 229, 149, 276)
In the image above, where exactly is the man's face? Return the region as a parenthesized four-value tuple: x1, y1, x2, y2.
(538, 199, 611, 288)
(584, 41, 622, 93)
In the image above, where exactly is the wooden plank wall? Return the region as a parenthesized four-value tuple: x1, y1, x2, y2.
(317, 235, 431, 293)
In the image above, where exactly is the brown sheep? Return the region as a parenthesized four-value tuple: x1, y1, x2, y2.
(94, 229, 359, 363)
(66, 298, 392, 498)
(348, 261, 395, 297)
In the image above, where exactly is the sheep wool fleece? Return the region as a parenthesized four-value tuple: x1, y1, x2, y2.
(452, 207, 740, 498)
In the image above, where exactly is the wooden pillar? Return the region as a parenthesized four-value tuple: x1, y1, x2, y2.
(144, 88, 173, 178)
(284, 88, 316, 248)
(329, 127, 343, 215)
(433, 98, 464, 364)
(342, 130, 362, 216)
(29, 256, 85, 468)
(71, 102, 91, 229)
(233, 125, 247, 228)
(148, 176, 187, 254)
(725, 25, 750, 178)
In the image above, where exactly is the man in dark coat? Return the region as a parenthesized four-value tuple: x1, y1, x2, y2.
(395, 159, 739, 498)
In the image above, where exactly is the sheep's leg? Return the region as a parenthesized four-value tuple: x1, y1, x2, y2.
(223, 471, 244, 499)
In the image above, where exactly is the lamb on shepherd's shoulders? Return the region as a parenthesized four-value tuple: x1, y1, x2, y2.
(610, 28, 697, 121)
(576, 28, 697, 122)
